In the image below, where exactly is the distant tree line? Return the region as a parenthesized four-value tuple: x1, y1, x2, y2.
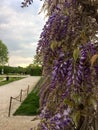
(25, 64, 42, 76)
(0, 65, 42, 76)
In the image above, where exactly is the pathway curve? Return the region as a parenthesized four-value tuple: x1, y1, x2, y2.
(0, 76, 41, 130)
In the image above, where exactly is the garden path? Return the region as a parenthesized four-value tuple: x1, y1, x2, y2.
(0, 76, 40, 130)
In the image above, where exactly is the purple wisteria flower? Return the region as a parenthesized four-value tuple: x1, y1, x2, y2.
(35, 0, 98, 130)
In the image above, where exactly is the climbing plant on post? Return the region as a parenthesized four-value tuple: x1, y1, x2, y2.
(22, 0, 98, 129)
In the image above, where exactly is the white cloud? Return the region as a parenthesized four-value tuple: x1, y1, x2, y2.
(20, 42, 37, 49)
(0, 0, 46, 67)
(9, 55, 33, 67)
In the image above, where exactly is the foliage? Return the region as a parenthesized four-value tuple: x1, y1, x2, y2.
(21, 0, 33, 7)
(33, 54, 42, 66)
(26, 64, 42, 76)
(22, 0, 98, 130)
(0, 65, 42, 76)
(0, 40, 9, 65)
(0, 66, 26, 74)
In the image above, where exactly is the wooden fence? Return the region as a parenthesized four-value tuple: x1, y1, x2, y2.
(8, 85, 29, 117)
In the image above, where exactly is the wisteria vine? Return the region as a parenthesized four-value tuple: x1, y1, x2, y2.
(22, 0, 98, 129)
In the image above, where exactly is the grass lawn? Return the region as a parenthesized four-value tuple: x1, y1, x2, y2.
(0, 77, 25, 86)
(13, 77, 44, 116)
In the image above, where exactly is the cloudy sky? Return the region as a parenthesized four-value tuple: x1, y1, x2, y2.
(0, 0, 46, 67)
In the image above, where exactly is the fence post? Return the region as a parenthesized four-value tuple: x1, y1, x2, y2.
(8, 96, 12, 117)
(20, 89, 22, 102)
(27, 85, 29, 96)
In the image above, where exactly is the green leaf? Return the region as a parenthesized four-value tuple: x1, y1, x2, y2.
(64, 8, 69, 15)
(71, 94, 82, 104)
(90, 54, 98, 66)
(50, 41, 58, 51)
(73, 48, 80, 62)
(88, 97, 97, 110)
(58, 41, 62, 47)
(81, 31, 88, 42)
(64, 99, 74, 108)
(71, 111, 80, 127)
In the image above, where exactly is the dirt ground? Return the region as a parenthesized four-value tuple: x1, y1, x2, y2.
(0, 76, 40, 130)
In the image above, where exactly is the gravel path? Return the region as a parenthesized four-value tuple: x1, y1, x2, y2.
(0, 76, 41, 130)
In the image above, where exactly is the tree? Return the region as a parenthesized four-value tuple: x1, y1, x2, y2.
(33, 54, 42, 66)
(22, 0, 98, 130)
(26, 64, 42, 76)
(0, 40, 9, 65)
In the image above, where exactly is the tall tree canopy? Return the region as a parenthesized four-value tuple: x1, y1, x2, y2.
(33, 54, 42, 66)
(0, 40, 9, 65)
(22, 0, 98, 129)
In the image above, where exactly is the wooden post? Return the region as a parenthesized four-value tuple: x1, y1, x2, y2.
(8, 97, 12, 117)
(20, 89, 22, 102)
(27, 85, 29, 96)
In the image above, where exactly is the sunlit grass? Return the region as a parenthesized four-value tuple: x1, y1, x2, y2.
(0, 77, 25, 86)
(13, 77, 44, 116)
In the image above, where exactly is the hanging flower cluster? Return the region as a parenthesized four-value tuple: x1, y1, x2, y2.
(21, 0, 98, 129)
(36, 1, 98, 129)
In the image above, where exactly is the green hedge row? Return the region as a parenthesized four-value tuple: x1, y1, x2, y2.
(0, 65, 42, 76)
